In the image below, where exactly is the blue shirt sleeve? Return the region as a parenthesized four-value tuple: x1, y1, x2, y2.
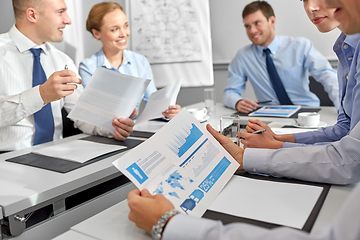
(223, 50, 247, 109)
(293, 108, 350, 144)
(79, 57, 96, 87)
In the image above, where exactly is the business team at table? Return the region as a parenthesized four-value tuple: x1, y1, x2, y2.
(1, 0, 360, 239)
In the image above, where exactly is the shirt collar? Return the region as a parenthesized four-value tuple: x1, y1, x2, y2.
(8, 24, 50, 55)
(98, 49, 131, 70)
(255, 36, 279, 55)
(334, 32, 360, 52)
(345, 33, 360, 50)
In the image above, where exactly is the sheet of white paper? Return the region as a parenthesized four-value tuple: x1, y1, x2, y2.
(113, 109, 239, 217)
(72, 200, 151, 240)
(208, 175, 323, 229)
(68, 67, 150, 131)
(136, 79, 182, 124)
(271, 128, 317, 135)
(32, 140, 126, 163)
(249, 106, 301, 117)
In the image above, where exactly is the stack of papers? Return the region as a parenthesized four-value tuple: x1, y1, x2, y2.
(32, 140, 126, 163)
(271, 128, 317, 135)
(209, 175, 323, 229)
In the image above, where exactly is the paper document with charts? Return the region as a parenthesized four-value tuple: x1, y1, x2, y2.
(112, 109, 239, 217)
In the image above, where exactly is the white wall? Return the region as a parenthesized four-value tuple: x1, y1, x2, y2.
(0, 1, 15, 33)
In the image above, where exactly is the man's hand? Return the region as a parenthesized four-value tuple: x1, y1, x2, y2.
(206, 124, 244, 170)
(112, 109, 137, 140)
(242, 119, 296, 148)
(162, 105, 181, 119)
(239, 119, 286, 149)
(128, 189, 175, 234)
(239, 129, 284, 149)
(236, 99, 258, 113)
(39, 70, 81, 104)
(246, 119, 276, 137)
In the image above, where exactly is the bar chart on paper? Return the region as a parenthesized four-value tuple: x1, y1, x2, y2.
(167, 123, 203, 158)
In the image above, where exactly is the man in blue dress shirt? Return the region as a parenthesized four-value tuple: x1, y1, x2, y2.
(223, 1, 340, 113)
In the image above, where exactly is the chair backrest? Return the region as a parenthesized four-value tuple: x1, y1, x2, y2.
(61, 108, 82, 138)
(309, 75, 334, 106)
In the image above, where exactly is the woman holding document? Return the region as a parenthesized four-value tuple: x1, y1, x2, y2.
(79, 2, 180, 119)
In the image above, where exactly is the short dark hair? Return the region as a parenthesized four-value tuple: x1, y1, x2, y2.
(12, 0, 44, 20)
(242, 1, 275, 20)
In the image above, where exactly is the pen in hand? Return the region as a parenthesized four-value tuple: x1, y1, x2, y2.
(257, 100, 274, 104)
(239, 128, 266, 140)
(252, 129, 266, 134)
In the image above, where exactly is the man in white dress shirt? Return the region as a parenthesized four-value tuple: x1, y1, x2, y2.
(0, 0, 136, 152)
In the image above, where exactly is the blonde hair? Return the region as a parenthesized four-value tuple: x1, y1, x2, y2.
(86, 2, 124, 36)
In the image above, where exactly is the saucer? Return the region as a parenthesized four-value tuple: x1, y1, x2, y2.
(292, 121, 327, 128)
(198, 115, 210, 123)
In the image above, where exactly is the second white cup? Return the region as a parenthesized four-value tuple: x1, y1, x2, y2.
(187, 108, 207, 121)
(297, 112, 320, 127)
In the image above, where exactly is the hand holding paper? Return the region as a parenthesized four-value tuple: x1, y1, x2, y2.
(112, 109, 137, 140)
(68, 67, 150, 132)
(128, 188, 175, 234)
(136, 79, 182, 124)
(162, 104, 181, 119)
(206, 124, 244, 170)
(113, 109, 239, 217)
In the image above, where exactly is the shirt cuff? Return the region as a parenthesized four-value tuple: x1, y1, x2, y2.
(21, 86, 45, 113)
(223, 94, 242, 110)
(243, 148, 271, 174)
(162, 214, 217, 240)
(294, 132, 312, 143)
(283, 142, 306, 148)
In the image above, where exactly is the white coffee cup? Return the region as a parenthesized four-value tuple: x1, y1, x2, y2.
(187, 108, 207, 121)
(297, 112, 320, 127)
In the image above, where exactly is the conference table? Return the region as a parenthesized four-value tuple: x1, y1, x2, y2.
(50, 103, 356, 240)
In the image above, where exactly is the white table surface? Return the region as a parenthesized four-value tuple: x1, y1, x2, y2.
(0, 133, 131, 217)
(54, 103, 356, 239)
(52, 230, 97, 240)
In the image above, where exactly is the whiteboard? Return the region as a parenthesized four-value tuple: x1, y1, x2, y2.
(127, 0, 214, 87)
(130, 0, 203, 64)
(210, 0, 341, 64)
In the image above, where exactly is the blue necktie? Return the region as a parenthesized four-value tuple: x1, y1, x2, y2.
(30, 48, 55, 145)
(263, 48, 293, 105)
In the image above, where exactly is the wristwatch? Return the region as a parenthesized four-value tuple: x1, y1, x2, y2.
(151, 209, 179, 240)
